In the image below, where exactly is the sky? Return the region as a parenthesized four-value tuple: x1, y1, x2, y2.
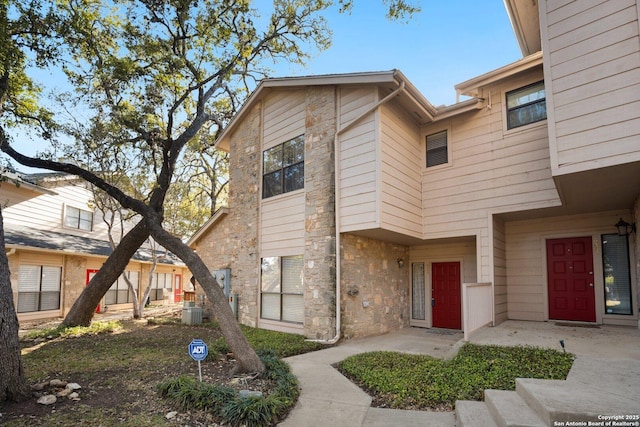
(12, 0, 522, 167)
(266, 0, 523, 106)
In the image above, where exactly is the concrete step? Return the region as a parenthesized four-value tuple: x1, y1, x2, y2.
(516, 377, 640, 425)
(484, 389, 545, 427)
(455, 400, 498, 427)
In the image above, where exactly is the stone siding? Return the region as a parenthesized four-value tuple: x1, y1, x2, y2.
(341, 233, 410, 339)
(63, 255, 87, 315)
(192, 103, 261, 327)
(303, 87, 337, 340)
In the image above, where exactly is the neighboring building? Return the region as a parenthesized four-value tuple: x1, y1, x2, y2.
(1, 170, 190, 323)
(188, 0, 640, 340)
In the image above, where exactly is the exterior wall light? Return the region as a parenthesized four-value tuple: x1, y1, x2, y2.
(615, 218, 636, 236)
(397, 258, 405, 268)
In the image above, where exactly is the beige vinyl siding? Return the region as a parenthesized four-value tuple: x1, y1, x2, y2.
(410, 238, 477, 284)
(422, 74, 561, 241)
(338, 87, 379, 231)
(263, 90, 306, 149)
(260, 90, 306, 256)
(541, 0, 640, 174)
(378, 101, 423, 238)
(505, 210, 633, 323)
(492, 216, 507, 324)
(260, 192, 305, 256)
(2, 181, 115, 241)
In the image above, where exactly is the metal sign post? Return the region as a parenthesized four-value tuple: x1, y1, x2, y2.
(188, 339, 208, 382)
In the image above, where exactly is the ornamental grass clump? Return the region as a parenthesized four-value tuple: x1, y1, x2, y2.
(157, 350, 299, 427)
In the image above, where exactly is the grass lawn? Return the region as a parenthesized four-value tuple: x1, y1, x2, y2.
(337, 343, 575, 411)
(7, 316, 575, 426)
(6, 316, 326, 426)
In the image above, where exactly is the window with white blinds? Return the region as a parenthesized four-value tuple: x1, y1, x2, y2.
(602, 234, 632, 315)
(261, 255, 304, 323)
(17, 265, 62, 313)
(106, 271, 139, 305)
(426, 130, 448, 168)
(412, 263, 426, 320)
(150, 272, 172, 301)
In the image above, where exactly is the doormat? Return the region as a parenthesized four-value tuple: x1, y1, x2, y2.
(425, 328, 461, 335)
(554, 322, 600, 328)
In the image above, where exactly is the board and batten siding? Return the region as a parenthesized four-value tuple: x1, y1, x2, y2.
(378, 101, 423, 238)
(259, 90, 306, 256)
(338, 87, 379, 232)
(541, 0, 640, 174)
(504, 210, 635, 323)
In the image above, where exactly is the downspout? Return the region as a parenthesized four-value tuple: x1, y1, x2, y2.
(5, 248, 15, 256)
(308, 81, 407, 344)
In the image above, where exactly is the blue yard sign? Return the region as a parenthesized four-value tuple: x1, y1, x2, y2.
(188, 339, 208, 361)
(188, 339, 208, 381)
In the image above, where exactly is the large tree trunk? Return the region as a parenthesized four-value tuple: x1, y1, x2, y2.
(63, 222, 150, 327)
(0, 208, 31, 402)
(145, 218, 264, 374)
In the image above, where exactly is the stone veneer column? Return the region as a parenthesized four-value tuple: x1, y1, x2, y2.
(193, 103, 261, 327)
(303, 86, 337, 340)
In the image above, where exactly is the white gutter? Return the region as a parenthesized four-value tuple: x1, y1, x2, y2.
(308, 80, 407, 344)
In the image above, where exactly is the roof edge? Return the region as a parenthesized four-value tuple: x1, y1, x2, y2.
(187, 207, 229, 247)
(454, 51, 543, 98)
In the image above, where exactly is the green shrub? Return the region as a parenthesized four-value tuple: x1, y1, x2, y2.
(240, 325, 328, 357)
(22, 320, 122, 340)
(338, 343, 574, 411)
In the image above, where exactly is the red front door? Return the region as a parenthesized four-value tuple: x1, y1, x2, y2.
(547, 237, 596, 322)
(174, 275, 182, 303)
(86, 269, 101, 313)
(432, 262, 461, 329)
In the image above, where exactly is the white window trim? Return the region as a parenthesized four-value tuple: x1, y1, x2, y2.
(422, 126, 452, 173)
(502, 80, 548, 135)
(63, 204, 94, 231)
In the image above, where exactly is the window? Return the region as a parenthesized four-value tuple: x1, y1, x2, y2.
(261, 256, 304, 323)
(105, 271, 139, 305)
(64, 206, 93, 231)
(506, 81, 547, 129)
(262, 135, 305, 199)
(17, 265, 62, 313)
(426, 130, 448, 168)
(602, 234, 633, 315)
(150, 272, 172, 301)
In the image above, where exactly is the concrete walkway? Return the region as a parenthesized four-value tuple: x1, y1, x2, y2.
(280, 321, 640, 426)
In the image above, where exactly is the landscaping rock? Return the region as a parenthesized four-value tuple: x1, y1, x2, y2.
(68, 392, 80, 401)
(31, 381, 49, 391)
(66, 383, 82, 391)
(165, 411, 178, 419)
(56, 388, 71, 397)
(37, 395, 57, 405)
(49, 379, 67, 387)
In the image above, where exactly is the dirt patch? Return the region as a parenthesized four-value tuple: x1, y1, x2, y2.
(1, 316, 279, 426)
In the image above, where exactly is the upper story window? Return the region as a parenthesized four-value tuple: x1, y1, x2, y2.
(426, 130, 448, 168)
(506, 81, 547, 129)
(64, 206, 93, 231)
(262, 135, 305, 199)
